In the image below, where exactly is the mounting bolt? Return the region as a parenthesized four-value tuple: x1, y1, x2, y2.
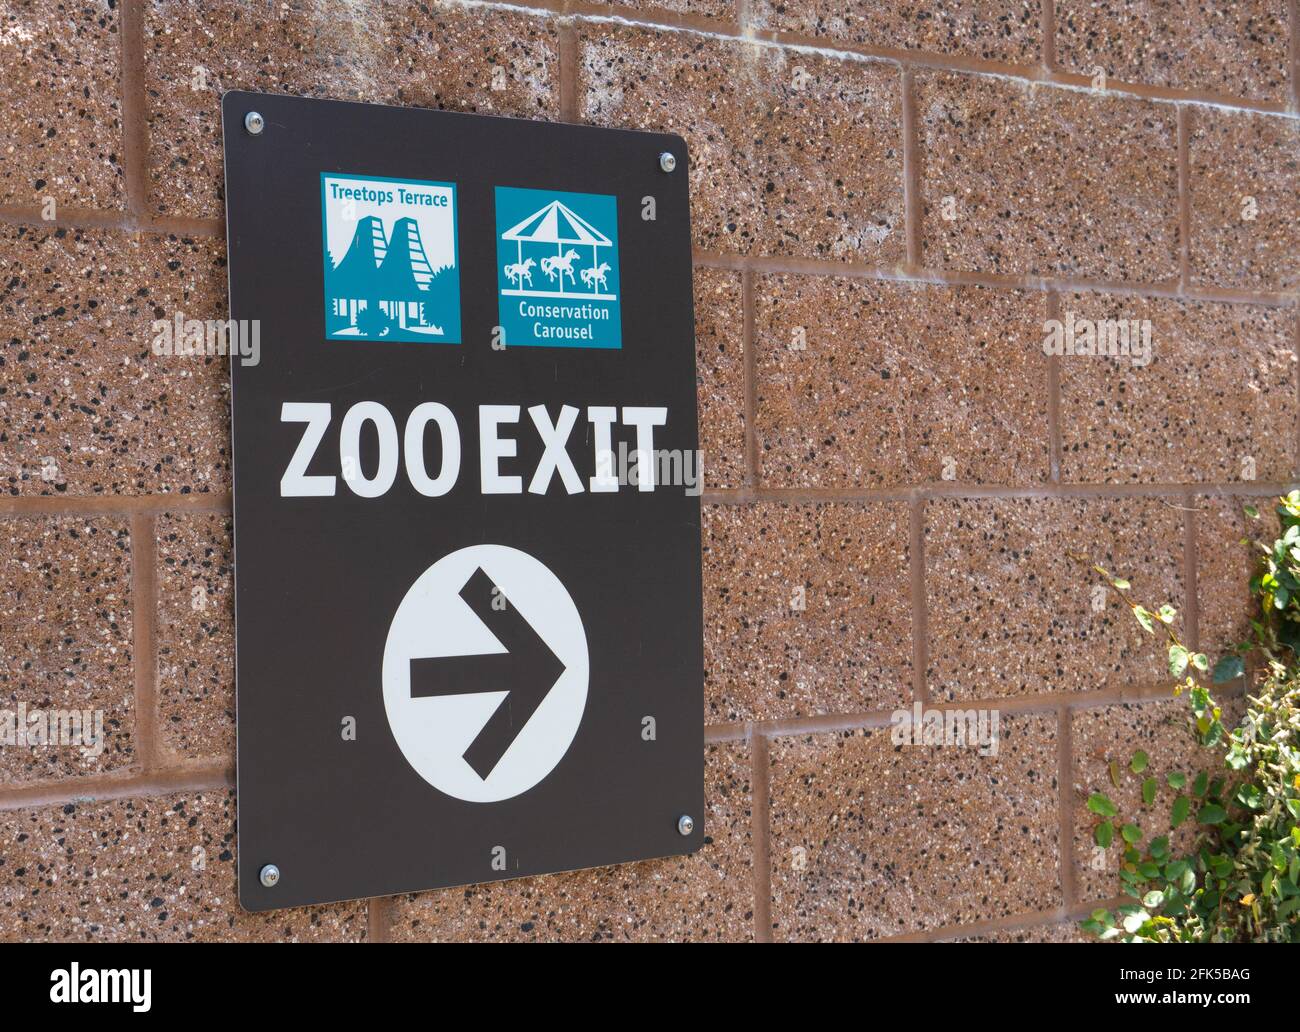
(259, 863, 280, 887)
(658, 151, 677, 173)
(244, 111, 265, 136)
(677, 814, 695, 836)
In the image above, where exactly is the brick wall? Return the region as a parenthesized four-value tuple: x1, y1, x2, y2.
(0, 0, 1295, 942)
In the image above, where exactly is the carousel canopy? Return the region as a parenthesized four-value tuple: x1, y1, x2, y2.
(501, 200, 612, 247)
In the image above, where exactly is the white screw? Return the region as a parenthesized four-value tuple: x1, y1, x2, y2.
(259, 863, 280, 887)
(658, 151, 677, 173)
(244, 111, 265, 136)
(677, 814, 694, 836)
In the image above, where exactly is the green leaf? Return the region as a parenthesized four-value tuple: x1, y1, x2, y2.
(1087, 792, 1118, 818)
(1198, 803, 1227, 825)
(1190, 652, 1209, 673)
(1167, 771, 1186, 790)
(1142, 889, 1166, 909)
(1149, 836, 1169, 860)
(1121, 823, 1143, 845)
(1121, 910, 1151, 934)
(1167, 860, 1195, 894)
(1130, 750, 1149, 774)
(1167, 645, 1189, 678)
(1244, 504, 1260, 519)
(1193, 771, 1209, 797)
(1286, 799, 1300, 820)
(1157, 604, 1177, 624)
(1212, 655, 1245, 683)
(1134, 606, 1155, 634)
(1171, 796, 1190, 828)
(1142, 777, 1158, 806)
(1095, 821, 1113, 848)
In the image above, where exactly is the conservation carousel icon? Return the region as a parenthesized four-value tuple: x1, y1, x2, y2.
(495, 187, 622, 349)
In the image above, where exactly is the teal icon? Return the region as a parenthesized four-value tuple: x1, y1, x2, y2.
(321, 173, 461, 344)
(495, 187, 621, 349)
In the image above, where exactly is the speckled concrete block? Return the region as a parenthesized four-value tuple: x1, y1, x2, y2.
(951, 917, 1094, 942)
(155, 513, 233, 763)
(1054, 0, 1290, 103)
(694, 267, 745, 490)
(754, 275, 1049, 486)
(0, 791, 366, 941)
(702, 502, 911, 721)
(145, 0, 559, 218)
(389, 741, 753, 941)
(0, 0, 124, 209)
(916, 71, 1179, 282)
(0, 226, 230, 496)
(1189, 107, 1300, 293)
(580, 26, 903, 261)
(593, 0, 737, 19)
(925, 497, 1185, 701)
(769, 716, 1061, 940)
(1056, 295, 1296, 484)
(749, 0, 1042, 64)
(1196, 494, 1280, 661)
(1071, 698, 1235, 902)
(0, 516, 132, 783)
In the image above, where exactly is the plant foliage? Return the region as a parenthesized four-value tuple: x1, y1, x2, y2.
(1078, 493, 1300, 942)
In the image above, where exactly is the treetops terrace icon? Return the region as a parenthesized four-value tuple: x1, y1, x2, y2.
(495, 187, 622, 349)
(320, 173, 462, 344)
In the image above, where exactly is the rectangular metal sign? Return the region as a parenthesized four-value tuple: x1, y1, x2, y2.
(221, 91, 703, 911)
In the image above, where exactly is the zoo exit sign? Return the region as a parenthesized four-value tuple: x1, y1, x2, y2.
(221, 92, 705, 911)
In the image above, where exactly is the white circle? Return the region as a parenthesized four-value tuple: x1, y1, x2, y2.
(382, 545, 589, 802)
